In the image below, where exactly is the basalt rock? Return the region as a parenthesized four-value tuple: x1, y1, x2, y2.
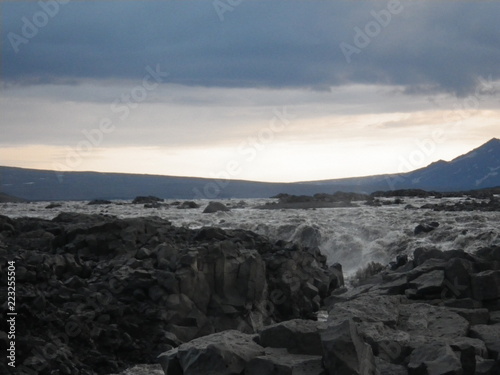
(202, 201, 230, 213)
(0, 213, 338, 375)
(132, 196, 164, 204)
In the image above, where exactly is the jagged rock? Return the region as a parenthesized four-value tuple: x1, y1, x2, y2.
(406, 259, 447, 281)
(414, 222, 439, 235)
(159, 330, 265, 375)
(258, 319, 324, 355)
(321, 319, 376, 375)
(202, 201, 230, 213)
(108, 364, 165, 375)
(88, 199, 112, 205)
(469, 324, 500, 360)
(407, 270, 445, 297)
(132, 195, 164, 204)
(327, 294, 403, 327)
(471, 271, 500, 301)
(398, 303, 469, 339)
(448, 308, 489, 325)
(475, 357, 497, 375)
(136, 247, 152, 260)
(144, 202, 163, 208)
(407, 342, 462, 375)
(389, 254, 409, 270)
(375, 357, 409, 375)
(45, 202, 62, 209)
(157, 348, 183, 375)
(1, 214, 338, 375)
(177, 201, 200, 209)
(476, 246, 500, 262)
(412, 248, 447, 266)
(246, 348, 324, 375)
(490, 311, 500, 324)
(444, 258, 474, 299)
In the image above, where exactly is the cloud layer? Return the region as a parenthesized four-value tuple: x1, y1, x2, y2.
(3, 1, 500, 95)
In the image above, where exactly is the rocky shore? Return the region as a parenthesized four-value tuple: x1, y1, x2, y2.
(1, 210, 499, 374)
(0, 213, 340, 375)
(256, 190, 500, 211)
(156, 245, 500, 375)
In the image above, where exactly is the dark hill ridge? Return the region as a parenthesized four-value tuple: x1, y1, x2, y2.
(1, 138, 499, 201)
(301, 137, 500, 191)
(0, 192, 27, 203)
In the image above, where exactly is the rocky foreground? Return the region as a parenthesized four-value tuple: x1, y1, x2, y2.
(1, 213, 499, 374)
(0, 213, 341, 374)
(155, 246, 500, 375)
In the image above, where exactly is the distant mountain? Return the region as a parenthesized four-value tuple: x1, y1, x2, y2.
(299, 138, 500, 192)
(402, 137, 500, 190)
(0, 138, 498, 201)
(0, 192, 27, 203)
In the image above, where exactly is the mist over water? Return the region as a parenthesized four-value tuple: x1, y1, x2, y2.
(3, 197, 499, 277)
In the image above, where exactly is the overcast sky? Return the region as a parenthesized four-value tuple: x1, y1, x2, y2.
(1, 0, 499, 182)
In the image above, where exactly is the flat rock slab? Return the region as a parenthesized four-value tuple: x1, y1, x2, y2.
(246, 348, 323, 375)
(407, 270, 445, 296)
(258, 319, 325, 355)
(469, 324, 500, 360)
(327, 294, 404, 327)
(408, 342, 462, 375)
(159, 330, 265, 375)
(107, 364, 164, 375)
(398, 303, 469, 339)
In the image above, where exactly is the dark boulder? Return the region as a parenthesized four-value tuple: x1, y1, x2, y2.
(177, 201, 200, 209)
(158, 330, 265, 375)
(258, 319, 324, 355)
(414, 222, 439, 235)
(132, 195, 164, 204)
(202, 201, 230, 213)
(88, 199, 112, 205)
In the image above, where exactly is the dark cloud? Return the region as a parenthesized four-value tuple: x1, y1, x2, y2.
(2, 1, 500, 95)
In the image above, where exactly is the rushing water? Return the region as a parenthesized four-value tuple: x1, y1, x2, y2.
(3, 196, 499, 277)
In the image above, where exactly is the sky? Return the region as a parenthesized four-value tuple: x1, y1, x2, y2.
(1, 0, 499, 183)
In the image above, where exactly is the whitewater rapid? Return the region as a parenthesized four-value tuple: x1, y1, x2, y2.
(2, 197, 499, 276)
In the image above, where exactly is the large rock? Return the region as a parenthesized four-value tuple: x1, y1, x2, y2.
(471, 271, 500, 301)
(407, 270, 445, 297)
(469, 324, 500, 360)
(407, 342, 462, 375)
(1, 214, 339, 375)
(258, 319, 324, 355)
(246, 348, 324, 375)
(132, 195, 164, 204)
(202, 201, 230, 213)
(158, 330, 264, 375)
(177, 201, 200, 209)
(321, 319, 376, 375)
(414, 222, 439, 235)
(327, 294, 403, 327)
(398, 303, 469, 339)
